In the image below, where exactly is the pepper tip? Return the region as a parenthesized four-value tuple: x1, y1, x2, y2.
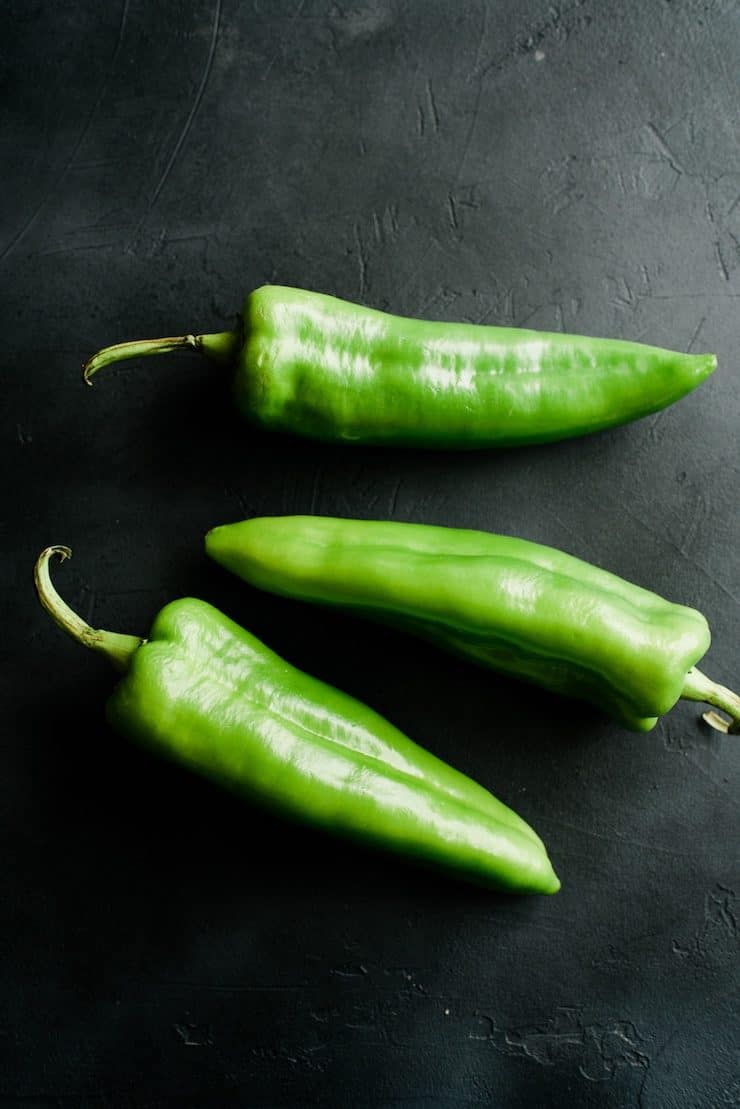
(539, 864, 561, 895)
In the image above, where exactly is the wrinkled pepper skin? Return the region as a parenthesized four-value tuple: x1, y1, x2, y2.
(35, 549, 559, 895)
(83, 285, 716, 448)
(206, 516, 713, 732)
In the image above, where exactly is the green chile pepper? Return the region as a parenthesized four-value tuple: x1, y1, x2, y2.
(206, 516, 740, 735)
(83, 285, 715, 448)
(34, 546, 560, 895)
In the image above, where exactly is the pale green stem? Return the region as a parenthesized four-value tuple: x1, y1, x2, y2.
(682, 667, 740, 735)
(82, 329, 239, 385)
(34, 546, 143, 671)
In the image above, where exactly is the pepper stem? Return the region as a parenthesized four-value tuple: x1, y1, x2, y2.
(34, 546, 144, 672)
(82, 329, 239, 385)
(682, 667, 740, 735)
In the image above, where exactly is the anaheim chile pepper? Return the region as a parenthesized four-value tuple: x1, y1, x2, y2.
(83, 285, 716, 448)
(205, 516, 740, 735)
(34, 546, 559, 895)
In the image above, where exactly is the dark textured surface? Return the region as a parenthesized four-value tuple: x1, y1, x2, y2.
(3, 1, 739, 1105)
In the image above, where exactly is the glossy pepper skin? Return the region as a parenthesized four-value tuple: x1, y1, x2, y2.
(83, 285, 716, 448)
(206, 516, 740, 734)
(34, 547, 560, 895)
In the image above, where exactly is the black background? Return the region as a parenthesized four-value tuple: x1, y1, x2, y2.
(3, 2, 739, 1106)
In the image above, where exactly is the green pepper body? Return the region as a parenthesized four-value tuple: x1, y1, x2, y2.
(206, 516, 713, 732)
(83, 285, 716, 448)
(99, 596, 558, 894)
(232, 286, 715, 446)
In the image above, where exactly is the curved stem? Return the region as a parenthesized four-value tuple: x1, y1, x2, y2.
(681, 667, 740, 735)
(82, 329, 239, 385)
(34, 546, 144, 672)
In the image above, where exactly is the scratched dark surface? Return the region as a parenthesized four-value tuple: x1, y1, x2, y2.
(2, 1, 739, 1106)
